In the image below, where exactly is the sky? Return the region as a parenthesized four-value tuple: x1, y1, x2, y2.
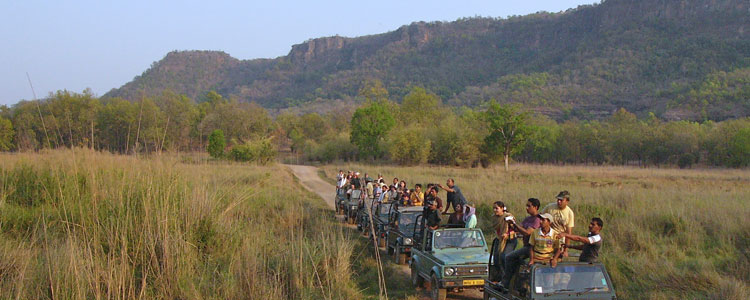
(0, 0, 600, 106)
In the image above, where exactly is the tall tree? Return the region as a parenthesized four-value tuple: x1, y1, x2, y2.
(482, 100, 530, 170)
(350, 100, 395, 160)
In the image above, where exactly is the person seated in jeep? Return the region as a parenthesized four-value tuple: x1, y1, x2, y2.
(447, 203, 465, 227)
(528, 213, 562, 268)
(500, 198, 541, 288)
(560, 217, 604, 263)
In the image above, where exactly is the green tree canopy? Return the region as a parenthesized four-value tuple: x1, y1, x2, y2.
(350, 100, 395, 160)
(482, 100, 530, 170)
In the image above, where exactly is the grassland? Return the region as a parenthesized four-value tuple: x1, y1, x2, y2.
(321, 164, 750, 299)
(0, 149, 362, 299)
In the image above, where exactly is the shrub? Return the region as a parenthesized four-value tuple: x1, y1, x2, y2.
(229, 138, 277, 164)
(387, 127, 430, 165)
(207, 129, 225, 158)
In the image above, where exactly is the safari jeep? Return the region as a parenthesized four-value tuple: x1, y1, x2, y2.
(343, 190, 362, 224)
(373, 202, 395, 248)
(386, 205, 423, 265)
(356, 197, 379, 235)
(483, 239, 616, 300)
(410, 220, 490, 300)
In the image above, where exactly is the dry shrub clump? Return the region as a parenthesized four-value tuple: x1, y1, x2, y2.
(0, 149, 360, 299)
(323, 163, 750, 299)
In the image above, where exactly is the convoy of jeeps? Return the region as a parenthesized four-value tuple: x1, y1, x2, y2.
(334, 176, 617, 300)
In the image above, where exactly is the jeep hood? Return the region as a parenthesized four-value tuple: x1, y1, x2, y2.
(434, 250, 490, 265)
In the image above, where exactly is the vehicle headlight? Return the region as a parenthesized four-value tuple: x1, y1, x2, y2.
(444, 267, 455, 276)
(404, 238, 413, 245)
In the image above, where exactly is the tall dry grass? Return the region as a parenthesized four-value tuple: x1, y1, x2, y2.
(322, 163, 750, 299)
(0, 149, 360, 299)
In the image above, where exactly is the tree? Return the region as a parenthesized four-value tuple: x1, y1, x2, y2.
(207, 129, 225, 158)
(482, 101, 530, 170)
(350, 100, 395, 160)
(400, 87, 441, 126)
(0, 117, 14, 151)
(727, 128, 750, 167)
(388, 126, 430, 165)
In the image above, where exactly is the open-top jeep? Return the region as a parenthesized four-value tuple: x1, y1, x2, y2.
(373, 202, 395, 248)
(410, 218, 490, 300)
(357, 197, 379, 235)
(386, 205, 423, 265)
(483, 239, 616, 300)
(342, 189, 362, 224)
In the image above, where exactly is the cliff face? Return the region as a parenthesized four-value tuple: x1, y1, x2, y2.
(290, 36, 348, 63)
(104, 0, 750, 120)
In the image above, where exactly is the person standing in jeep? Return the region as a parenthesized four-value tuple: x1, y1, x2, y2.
(438, 178, 466, 214)
(560, 217, 604, 263)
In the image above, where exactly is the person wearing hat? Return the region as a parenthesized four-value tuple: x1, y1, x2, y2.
(541, 190, 575, 257)
(423, 199, 441, 230)
(528, 213, 563, 267)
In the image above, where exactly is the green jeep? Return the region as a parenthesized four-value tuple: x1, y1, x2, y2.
(385, 205, 423, 265)
(483, 240, 616, 300)
(373, 202, 395, 248)
(410, 218, 490, 300)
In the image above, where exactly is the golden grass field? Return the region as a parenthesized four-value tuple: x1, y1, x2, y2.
(0, 150, 361, 299)
(321, 163, 750, 299)
(1, 149, 747, 300)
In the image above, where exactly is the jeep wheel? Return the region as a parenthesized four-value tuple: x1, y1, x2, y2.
(411, 263, 424, 288)
(430, 274, 447, 300)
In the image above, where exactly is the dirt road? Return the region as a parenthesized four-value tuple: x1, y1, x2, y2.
(284, 164, 483, 300)
(285, 164, 337, 208)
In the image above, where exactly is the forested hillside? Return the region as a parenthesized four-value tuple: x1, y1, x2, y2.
(104, 0, 750, 121)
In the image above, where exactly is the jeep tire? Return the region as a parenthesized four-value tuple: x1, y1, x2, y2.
(394, 246, 406, 265)
(411, 263, 424, 288)
(431, 274, 447, 300)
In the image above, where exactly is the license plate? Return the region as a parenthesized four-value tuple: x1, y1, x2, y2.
(462, 279, 483, 286)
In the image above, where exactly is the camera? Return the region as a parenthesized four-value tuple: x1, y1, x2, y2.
(504, 216, 514, 222)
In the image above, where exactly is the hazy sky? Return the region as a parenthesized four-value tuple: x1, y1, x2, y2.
(1, 0, 599, 106)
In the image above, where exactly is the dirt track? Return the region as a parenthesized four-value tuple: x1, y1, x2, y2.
(284, 164, 482, 300)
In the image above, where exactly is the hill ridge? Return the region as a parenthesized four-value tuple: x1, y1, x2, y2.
(104, 0, 750, 121)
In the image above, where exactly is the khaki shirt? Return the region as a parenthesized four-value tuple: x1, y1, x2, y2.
(541, 203, 574, 233)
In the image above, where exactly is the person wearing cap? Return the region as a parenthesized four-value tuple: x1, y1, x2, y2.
(501, 198, 542, 288)
(560, 217, 604, 263)
(528, 213, 562, 267)
(423, 199, 441, 230)
(541, 191, 575, 257)
(438, 178, 467, 214)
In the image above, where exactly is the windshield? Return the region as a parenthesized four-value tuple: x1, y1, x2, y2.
(378, 204, 393, 216)
(533, 265, 610, 295)
(433, 229, 485, 249)
(397, 212, 419, 231)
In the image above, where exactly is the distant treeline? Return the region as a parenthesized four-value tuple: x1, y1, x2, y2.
(0, 84, 748, 168)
